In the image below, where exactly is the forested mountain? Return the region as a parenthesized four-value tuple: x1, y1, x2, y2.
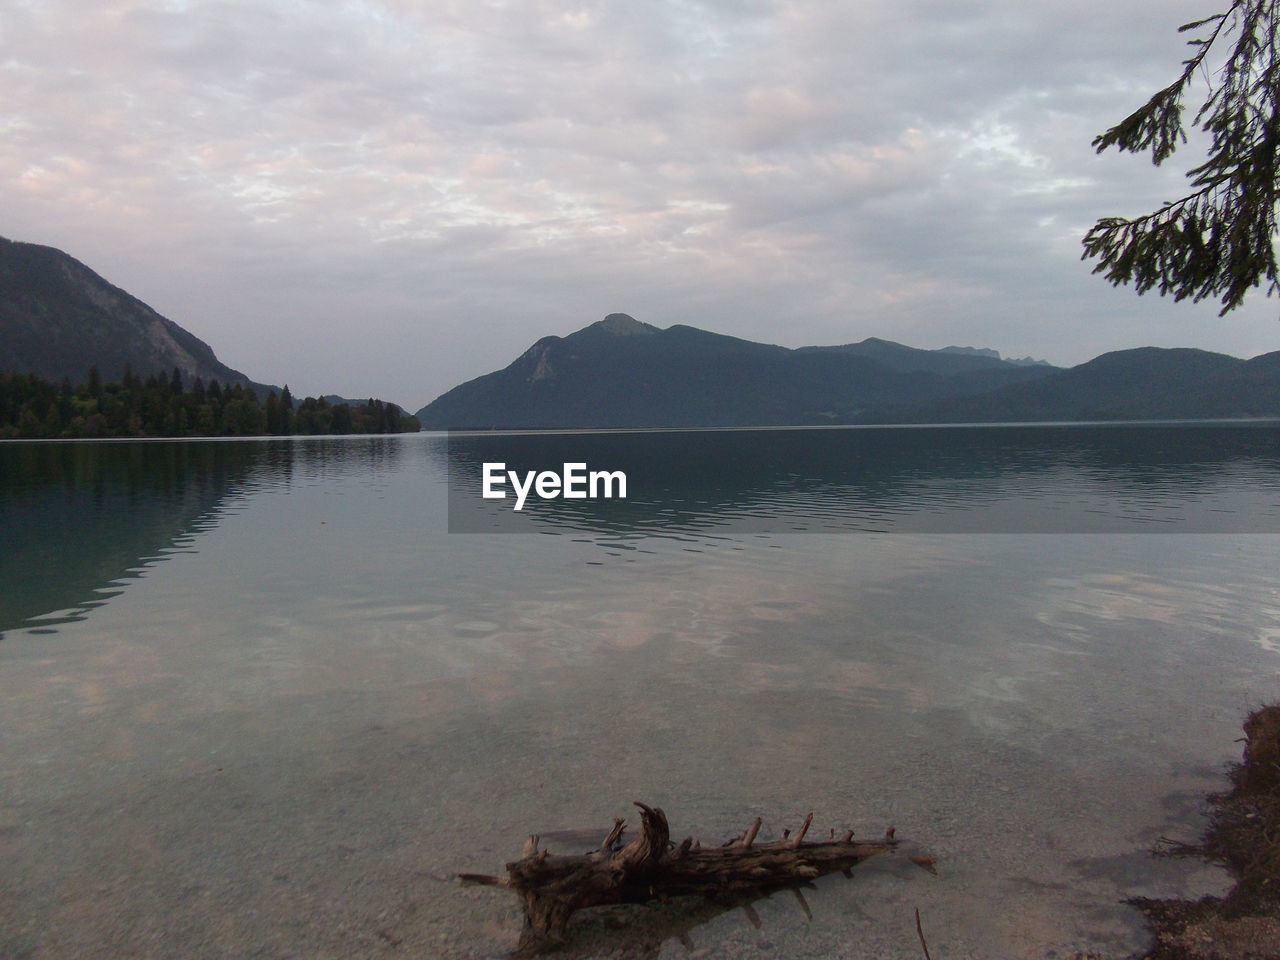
(0, 236, 271, 391)
(417, 316, 1279, 429)
(415, 314, 1057, 429)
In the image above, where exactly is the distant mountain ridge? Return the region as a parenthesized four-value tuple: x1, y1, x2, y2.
(0, 237, 274, 392)
(864, 346, 1280, 423)
(938, 345, 1049, 367)
(416, 314, 1279, 429)
(415, 314, 1062, 429)
(794, 336, 1046, 375)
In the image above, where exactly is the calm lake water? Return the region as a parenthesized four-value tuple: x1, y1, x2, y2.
(3, 424, 1280, 959)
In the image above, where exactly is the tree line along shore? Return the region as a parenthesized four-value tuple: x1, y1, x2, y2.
(0, 368, 420, 439)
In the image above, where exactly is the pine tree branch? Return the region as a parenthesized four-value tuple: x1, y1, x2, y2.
(1083, 0, 1280, 314)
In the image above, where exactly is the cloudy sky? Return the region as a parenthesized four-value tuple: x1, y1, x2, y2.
(3, 0, 1277, 408)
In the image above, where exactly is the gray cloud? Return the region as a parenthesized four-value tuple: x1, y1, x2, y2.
(2, 0, 1275, 408)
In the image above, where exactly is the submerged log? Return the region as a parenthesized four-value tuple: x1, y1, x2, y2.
(459, 802, 901, 955)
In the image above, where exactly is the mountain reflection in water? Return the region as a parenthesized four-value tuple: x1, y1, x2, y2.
(0, 436, 411, 636)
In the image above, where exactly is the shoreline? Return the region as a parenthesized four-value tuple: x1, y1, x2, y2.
(1130, 704, 1280, 960)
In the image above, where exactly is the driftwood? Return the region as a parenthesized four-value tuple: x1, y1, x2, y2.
(459, 802, 901, 955)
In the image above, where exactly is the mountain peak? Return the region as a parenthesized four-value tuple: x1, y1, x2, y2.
(939, 345, 1001, 359)
(940, 344, 1050, 367)
(597, 313, 658, 336)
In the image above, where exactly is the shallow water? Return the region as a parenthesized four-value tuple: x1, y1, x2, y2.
(2, 428, 1279, 959)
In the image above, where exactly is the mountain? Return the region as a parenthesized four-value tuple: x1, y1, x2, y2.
(1175, 350, 1280, 417)
(860, 347, 1280, 423)
(0, 237, 271, 391)
(415, 314, 1058, 429)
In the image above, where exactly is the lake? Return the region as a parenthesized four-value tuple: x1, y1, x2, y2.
(2, 424, 1279, 959)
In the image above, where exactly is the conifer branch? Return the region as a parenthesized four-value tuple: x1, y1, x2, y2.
(1084, 0, 1280, 313)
